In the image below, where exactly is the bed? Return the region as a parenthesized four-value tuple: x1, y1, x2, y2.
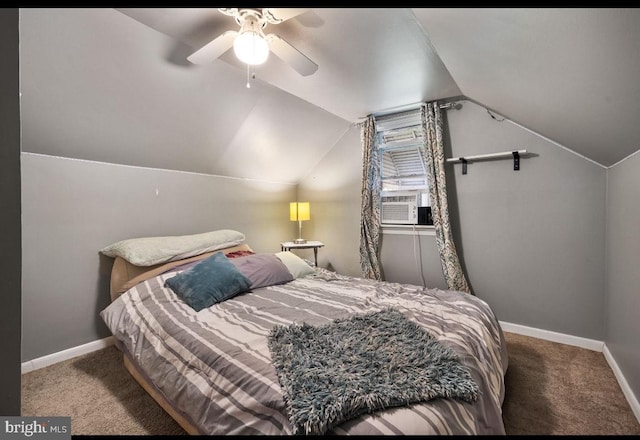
(99, 229, 509, 435)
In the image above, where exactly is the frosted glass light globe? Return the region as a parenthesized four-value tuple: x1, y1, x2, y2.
(234, 32, 269, 65)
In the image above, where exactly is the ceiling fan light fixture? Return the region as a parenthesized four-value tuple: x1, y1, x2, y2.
(234, 31, 269, 65)
(188, 8, 317, 76)
(233, 15, 269, 65)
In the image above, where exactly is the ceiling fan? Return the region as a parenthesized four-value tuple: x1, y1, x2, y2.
(187, 8, 318, 77)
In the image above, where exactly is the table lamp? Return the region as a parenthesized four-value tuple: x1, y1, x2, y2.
(290, 202, 310, 244)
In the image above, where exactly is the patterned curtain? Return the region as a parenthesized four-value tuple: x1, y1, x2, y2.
(421, 102, 472, 294)
(359, 116, 383, 280)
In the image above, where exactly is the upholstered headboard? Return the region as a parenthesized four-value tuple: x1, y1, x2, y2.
(101, 229, 252, 301)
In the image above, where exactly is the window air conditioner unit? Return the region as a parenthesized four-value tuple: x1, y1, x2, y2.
(381, 191, 420, 225)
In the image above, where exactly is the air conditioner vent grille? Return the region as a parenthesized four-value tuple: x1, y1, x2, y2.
(381, 195, 416, 203)
(382, 204, 412, 222)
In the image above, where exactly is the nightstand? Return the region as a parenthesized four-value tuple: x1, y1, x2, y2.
(280, 241, 324, 267)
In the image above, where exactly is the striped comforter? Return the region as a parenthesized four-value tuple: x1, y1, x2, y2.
(100, 266, 508, 435)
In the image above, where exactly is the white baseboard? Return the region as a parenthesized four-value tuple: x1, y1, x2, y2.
(499, 320, 605, 352)
(21, 336, 115, 374)
(603, 345, 640, 425)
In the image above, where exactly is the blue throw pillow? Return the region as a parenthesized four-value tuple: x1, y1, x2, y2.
(164, 252, 252, 312)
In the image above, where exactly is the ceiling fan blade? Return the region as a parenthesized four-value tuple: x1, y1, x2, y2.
(266, 34, 318, 76)
(262, 8, 309, 24)
(187, 30, 237, 65)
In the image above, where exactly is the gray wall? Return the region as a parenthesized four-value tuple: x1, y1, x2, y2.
(297, 126, 362, 275)
(379, 233, 449, 290)
(0, 8, 21, 415)
(605, 151, 640, 406)
(21, 153, 295, 361)
(447, 101, 606, 339)
(300, 100, 607, 341)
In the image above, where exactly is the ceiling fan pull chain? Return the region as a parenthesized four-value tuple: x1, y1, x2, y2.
(246, 64, 257, 89)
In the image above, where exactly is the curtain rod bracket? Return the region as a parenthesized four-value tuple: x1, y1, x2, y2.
(512, 151, 520, 171)
(461, 158, 467, 175)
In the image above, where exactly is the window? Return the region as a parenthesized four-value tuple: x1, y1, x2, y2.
(376, 109, 431, 226)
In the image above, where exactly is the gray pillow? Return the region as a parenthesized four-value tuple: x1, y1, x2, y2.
(275, 251, 316, 278)
(164, 252, 251, 312)
(230, 254, 294, 289)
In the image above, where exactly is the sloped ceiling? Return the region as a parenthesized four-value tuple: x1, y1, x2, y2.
(20, 8, 640, 181)
(414, 8, 640, 167)
(19, 8, 351, 184)
(116, 8, 463, 120)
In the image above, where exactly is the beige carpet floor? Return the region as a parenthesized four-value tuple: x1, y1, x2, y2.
(21, 331, 640, 435)
(502, 332, 640, 435)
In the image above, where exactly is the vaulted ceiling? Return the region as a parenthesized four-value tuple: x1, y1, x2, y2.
(117, 7, 640, 167)
(20, 8, 640, 182)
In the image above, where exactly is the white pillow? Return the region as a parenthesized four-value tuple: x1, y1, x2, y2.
(275, 251, 316, 278)
(100, 229, 245, 266)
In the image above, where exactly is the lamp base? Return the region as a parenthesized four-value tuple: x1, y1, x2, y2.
(294, 238, 307, 244)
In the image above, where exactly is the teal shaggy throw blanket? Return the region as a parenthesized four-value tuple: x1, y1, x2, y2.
(267, 307, 479, 435)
